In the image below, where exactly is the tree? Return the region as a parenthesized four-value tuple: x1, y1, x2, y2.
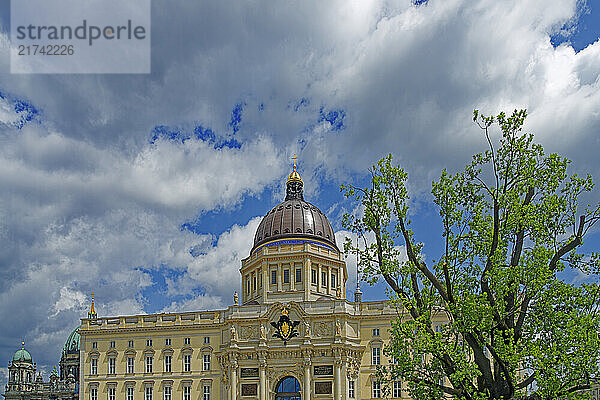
(341, 110, 600, 400)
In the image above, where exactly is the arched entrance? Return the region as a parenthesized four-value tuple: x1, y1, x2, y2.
(275, 376, 301, 400)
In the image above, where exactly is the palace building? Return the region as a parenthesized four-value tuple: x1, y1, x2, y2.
(6, 162, 447, 400)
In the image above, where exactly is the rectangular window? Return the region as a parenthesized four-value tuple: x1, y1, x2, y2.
(128, 340, 134, 348)
(108, 387, 116, 400)
(203, 385, 211, 400)
(331, 273, 336, 288)
(203, 336, 210, 344)
(164, 355, 171, 373)
(373, 381, 382, 398)
(184, 354, 191, 372)
(165, 338, 171, 346)
(184, 337, 190, 345)
(108, 357, 115, 375)
(91, 358, 98, 375)
(372, 347, 381, 365)
(393, 381, 402, 398)
(146, 339, 152, 347)
(271, 270, 277, 285)
(372, 328, 380, 336)
(348, 381, 355, 398)
(321, 271, 327, 287)
(259, 274, 262, 288)
(163, 386, 172, 400)
(435, 324, 443, 333)
(247, 278, 251, 294)
(183, 386, 191, 400)
(145, 386, 152, 400)
(127, 387, 134, 400)
(283, 269, 290, 283)
(203, 354, 210, 371)
(90, 387, 98, 400)
(127, 357, 134, 374)
(253, 275, 257, 291)
(110, 340, 116, 348)
(146, 356, 153, 373)
(92, 342, 97, 349)
(311, 269, 317, 284)
(295, 268, 302, 283)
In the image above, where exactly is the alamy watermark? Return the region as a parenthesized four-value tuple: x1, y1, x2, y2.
(11, 0, 151, 74)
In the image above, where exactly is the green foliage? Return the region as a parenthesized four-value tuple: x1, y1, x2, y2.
(341, 110, 600, 400)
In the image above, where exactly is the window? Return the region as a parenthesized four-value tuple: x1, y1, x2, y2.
(203, 336, 210, 344)
(311, 269, 317, 284)
(90, 358, 98, 375)
(145, 386, 152, 400)
(163, 386, 172, 400)
(203, 354, 211, 371)
(271, 270, 277, 285)
(348, 381, 355, 398)
(146, 356, 153, 373)
(283, 269, 290, 283)
(295, 268, 302, 282)
(146, 339, 152, 347)
(184, 354, 191, 372)
(247, 278, 250, 294)
(110, 340, 116, 348)
(259, 274, 262, 288)
(108, 357, 116, 374)
(331, 273, 336, 288)
(127, 357, 135, 374)
(435, 324, 443, 333)
(184, 337, 190, 345)
(127, 387, 134, 400)
(108, 387, 116, 400)
(372, 328, 380, 336)
(128, 340, 134, 348)
(165, 338, 171, 346)
(203, 385, 211, 400)
(393, 381, 402, 398)
(183, 386, 191, 400)
(90, 387, 98, 400)
(253, 275, 257, 291)
(92, 342, 98, 349)
(373, 381, 382, 398)
(321, 271, 327, 287)
(164, 355, 171, 373)
(372, 347, 381, 365)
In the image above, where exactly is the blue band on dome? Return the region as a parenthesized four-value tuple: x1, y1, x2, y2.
(252, 238, 336, 254)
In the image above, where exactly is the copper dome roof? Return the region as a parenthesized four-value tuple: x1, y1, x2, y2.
(251, 164, 338, 254)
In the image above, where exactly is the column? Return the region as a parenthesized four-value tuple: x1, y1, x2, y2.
(304, 257, 311, 301)
(230, 361, 238, 400)
(259, 360, 266, 400)
(262, 264, 268, 303)
(317, 264, 322, 293)
(335, 359, 342, 400)
(304, 360, 311, 400)
(277, 263, 282, 292)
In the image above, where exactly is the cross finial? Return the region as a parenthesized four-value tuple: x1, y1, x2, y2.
(291, 154, 298, 171)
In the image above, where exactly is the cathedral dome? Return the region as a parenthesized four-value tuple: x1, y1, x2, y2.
(63, 327, 80, 355)
(12, 345, 32, 363)
(251, 163, 338, 254)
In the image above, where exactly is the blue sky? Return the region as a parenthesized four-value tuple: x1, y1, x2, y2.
(0, 0, 599, 378)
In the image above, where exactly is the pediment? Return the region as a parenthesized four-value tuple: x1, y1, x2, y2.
(261, 302, 308, 322)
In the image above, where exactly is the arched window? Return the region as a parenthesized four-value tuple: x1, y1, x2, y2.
(275, 376, 301, 400)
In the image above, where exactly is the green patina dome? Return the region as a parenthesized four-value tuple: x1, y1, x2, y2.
(63, 327, 80, 354)
(12, 346, 32, 363)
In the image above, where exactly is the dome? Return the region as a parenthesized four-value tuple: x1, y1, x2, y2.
(13, 345, 32, 363)
(63, 327, 80, 354)
(251, 164, 338, 254)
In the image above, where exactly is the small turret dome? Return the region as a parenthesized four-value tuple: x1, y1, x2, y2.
(13, 343, 32, 363)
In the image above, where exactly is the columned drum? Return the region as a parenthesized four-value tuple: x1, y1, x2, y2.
(275, 376, 301, 400)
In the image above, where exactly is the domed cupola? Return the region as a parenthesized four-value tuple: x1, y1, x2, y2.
(12, 343, 32, 363)
(251, 159, 338, 255)
(63, 327, 80, 355)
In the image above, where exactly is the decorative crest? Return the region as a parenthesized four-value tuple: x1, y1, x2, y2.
(270, 305, 299, 345)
